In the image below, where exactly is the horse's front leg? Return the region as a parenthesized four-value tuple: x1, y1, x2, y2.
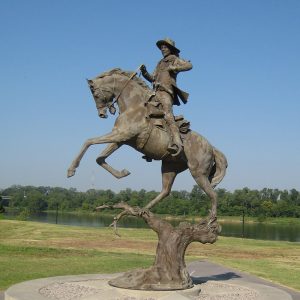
(67, 130, 127, 178)
(96, 143, 130, 179)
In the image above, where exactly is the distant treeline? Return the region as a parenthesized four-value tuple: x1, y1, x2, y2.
(1, 185, 300, 218)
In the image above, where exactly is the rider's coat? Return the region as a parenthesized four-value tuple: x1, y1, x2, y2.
(144, 54, 192, 106)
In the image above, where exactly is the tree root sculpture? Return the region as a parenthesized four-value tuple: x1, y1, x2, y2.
(96, 202, 221, 290)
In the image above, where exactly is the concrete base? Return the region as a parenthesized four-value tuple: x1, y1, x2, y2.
(5, 272, 293, 300)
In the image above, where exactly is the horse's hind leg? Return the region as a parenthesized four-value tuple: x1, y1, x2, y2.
(184, 132, 217, 222)
(145, 160, 187, 210)
(190, 168, 217, 221)
(96, 143, 130, 179)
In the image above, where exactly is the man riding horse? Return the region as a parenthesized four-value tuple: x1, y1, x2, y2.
(140, 38, 192, 157)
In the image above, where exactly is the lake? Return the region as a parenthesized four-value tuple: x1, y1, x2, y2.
(4, 211, 300, 242)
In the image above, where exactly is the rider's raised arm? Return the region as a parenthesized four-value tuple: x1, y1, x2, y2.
(140, 64, 154, 83)
(170, 57, 193, 73)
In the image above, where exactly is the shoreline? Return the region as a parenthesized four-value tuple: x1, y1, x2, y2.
(3, 208, 300, 225)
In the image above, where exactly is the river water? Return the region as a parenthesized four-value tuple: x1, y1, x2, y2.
(4, 211, 300, 242)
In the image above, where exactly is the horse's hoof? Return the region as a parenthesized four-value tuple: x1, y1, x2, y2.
(67, 169, 75, 178)
(121, 169, 131, 177)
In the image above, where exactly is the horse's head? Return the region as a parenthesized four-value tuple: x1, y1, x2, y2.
(87, 68, 150, 119)
(87, 77, 116, 119)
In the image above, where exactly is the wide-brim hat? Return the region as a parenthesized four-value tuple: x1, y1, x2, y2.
(156, 38, 180, 54)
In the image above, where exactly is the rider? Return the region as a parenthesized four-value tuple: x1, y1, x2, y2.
(140, 38, 192, 156)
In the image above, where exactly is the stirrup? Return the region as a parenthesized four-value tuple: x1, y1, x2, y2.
(142, 155, 153, 162)
(167, 144, 182, 157)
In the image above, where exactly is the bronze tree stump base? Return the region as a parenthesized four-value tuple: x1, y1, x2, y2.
(109, 267, 193, 290)
(97, 202, 220, 291)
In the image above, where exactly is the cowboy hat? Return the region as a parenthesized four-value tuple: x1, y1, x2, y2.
(156, 38, 180, 53)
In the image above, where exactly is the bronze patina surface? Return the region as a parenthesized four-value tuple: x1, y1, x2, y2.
(67, 39, 227, 290)
(141, 38, 192, 156)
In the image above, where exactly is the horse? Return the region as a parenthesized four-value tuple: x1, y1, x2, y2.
(67, 68, 227, 221)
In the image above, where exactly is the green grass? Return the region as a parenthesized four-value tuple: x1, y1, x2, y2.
(0, 244, 153, 290)
(0, 220, 299, 292)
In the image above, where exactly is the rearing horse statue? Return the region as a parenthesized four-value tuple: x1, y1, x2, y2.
(67, 68, 227, 221)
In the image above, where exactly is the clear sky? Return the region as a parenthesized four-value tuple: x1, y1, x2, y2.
(1, 0, 299, 192)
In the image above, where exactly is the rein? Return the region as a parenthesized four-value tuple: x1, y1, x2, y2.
(108, 65, 143, 110)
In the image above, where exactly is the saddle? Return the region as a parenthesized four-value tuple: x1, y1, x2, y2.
(145, 97, 190, 134)
(138, 95, 191, 162)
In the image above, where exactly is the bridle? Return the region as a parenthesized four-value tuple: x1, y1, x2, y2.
(96, 65, 142, 114)
(95, 75, 116, 111)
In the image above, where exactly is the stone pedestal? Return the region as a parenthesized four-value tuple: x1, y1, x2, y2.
(5, 273, 293, 300)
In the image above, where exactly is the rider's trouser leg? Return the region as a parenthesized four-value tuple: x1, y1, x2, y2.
(156, 91, 183, 156)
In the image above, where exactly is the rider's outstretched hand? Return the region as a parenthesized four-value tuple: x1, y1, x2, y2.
(140, 64, 147, 74)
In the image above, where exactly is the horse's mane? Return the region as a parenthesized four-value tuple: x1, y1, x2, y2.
(94, 68, 151, 92)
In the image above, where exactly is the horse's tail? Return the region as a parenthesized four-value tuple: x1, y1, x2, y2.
(210, 147, 228, 188)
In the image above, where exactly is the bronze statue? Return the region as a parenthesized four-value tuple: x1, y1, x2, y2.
(67, 67, 227, 220)
(67, 39, 227, 290)
(140, 38, 192, 156)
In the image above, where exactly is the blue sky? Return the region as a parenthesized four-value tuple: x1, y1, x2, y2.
(1, 0, 299, 192)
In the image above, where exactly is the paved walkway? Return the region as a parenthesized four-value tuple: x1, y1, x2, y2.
(186, 260, 300, 300)
(1, 260, 299, 299)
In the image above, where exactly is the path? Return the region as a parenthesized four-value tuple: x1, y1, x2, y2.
(187, 260, 300, 300)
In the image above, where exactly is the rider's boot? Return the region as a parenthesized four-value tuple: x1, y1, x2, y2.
(168, 123, 183, 157)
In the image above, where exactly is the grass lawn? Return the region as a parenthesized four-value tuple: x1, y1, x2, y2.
(0, 219, 299, 292)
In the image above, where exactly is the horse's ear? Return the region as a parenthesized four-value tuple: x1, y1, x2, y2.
(86, 79, 93, 86)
